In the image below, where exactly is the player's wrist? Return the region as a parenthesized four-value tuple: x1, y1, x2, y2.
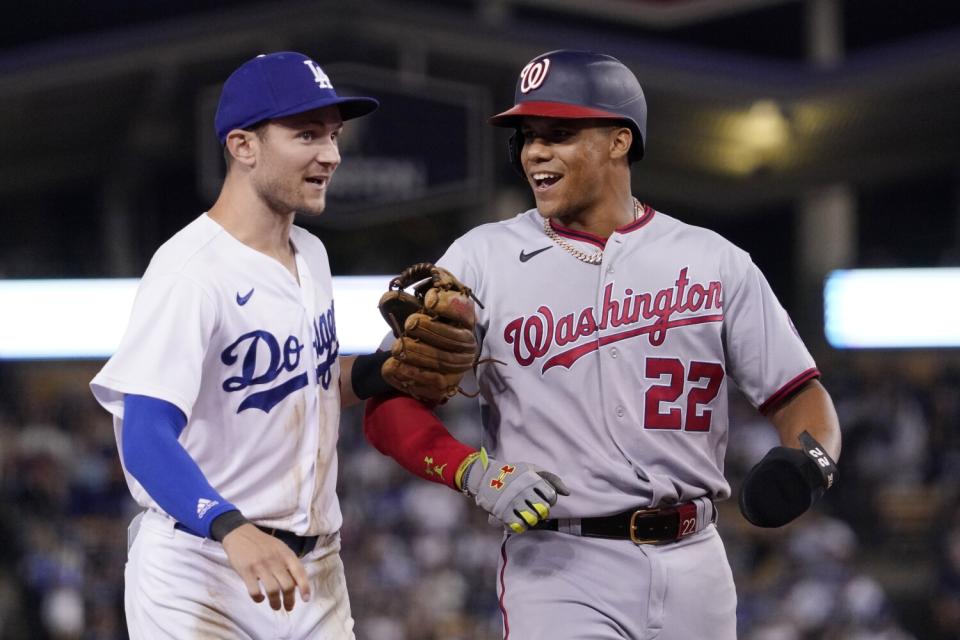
(456, 451, 483, 495)
(796, 430, 838, 497)
(351, 351, 394, 400)
(210, 509, 252, 542)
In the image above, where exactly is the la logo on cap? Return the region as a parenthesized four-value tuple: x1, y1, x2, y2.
(303, 60, 333, 89)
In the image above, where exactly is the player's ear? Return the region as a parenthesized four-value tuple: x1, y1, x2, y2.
(609, 126, 632, 161)
(224, 130, 259, 168)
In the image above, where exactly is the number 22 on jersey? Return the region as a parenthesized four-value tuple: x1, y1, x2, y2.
(643, 358, 724, 431)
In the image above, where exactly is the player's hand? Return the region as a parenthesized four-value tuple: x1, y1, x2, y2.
(221, 524, 311, 611)
(739, 431, 839, 528)
(464, 449, 570, 534)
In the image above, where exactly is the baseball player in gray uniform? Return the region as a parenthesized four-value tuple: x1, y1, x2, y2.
(364, 50, 841, 639)
(89, 52, 401, 638)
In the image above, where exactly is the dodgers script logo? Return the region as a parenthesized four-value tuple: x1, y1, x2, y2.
(504, 267, 723, 373)
(221, 303, 339, 413)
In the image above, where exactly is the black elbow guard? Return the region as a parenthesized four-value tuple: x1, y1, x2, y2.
(351, 351, 394, 399)
(738, 430, 838, 528)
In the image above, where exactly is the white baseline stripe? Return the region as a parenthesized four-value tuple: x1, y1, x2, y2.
(0, 276, 393, 359)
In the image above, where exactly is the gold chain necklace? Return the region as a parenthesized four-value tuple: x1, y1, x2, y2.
(542, 198, 644, 265)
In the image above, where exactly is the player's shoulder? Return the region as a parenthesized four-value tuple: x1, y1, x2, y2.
(652, 208, 750, 261)
(146, 214, 224, 277)
(133, 215, 225, 306)
(452, 208, 541, 247)
(438, 209, 539, 292)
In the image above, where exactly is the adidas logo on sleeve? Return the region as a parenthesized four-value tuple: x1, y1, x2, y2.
(197, 498, 220, 518)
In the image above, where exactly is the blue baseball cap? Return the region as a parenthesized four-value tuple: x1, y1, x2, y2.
(214, 51, 379, 144)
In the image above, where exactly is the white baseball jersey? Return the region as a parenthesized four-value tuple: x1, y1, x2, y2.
(438, 206, 818, 518)
(91, 213, 343, 536)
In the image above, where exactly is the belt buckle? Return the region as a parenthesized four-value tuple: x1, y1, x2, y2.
(628, 507, 662, 545)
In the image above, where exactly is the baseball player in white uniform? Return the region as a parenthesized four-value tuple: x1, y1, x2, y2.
(90, 52, 398, 639)
(364, 50, 842, 639)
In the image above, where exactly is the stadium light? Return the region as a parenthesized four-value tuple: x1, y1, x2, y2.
(824, 268, 960, 348)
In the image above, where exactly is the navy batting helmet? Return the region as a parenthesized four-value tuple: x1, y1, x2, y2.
(490, 50, 647, 172)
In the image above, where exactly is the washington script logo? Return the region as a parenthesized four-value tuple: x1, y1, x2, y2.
(504, 267, 723, 373)
(220, 302, 339, 413)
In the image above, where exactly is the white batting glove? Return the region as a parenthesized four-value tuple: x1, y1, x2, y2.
(462, 448, 570, 534)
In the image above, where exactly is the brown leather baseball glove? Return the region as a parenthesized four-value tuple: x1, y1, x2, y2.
(378, 263, 480, 403)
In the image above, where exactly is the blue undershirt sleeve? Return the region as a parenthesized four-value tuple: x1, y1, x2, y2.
(122, 394, 238, 537)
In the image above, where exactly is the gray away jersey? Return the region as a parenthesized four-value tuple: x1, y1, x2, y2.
(438, 207, 818, 518)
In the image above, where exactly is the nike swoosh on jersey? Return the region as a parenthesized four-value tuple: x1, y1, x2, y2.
(519, 246, 553, 262)
(236, 288, 255, 306)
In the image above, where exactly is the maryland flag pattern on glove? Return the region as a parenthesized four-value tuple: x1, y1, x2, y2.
(378, 263, 480, 403)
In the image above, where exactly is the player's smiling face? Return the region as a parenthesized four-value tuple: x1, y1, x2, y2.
(252, 105, 343, 218)
(519, 117, 626, 219)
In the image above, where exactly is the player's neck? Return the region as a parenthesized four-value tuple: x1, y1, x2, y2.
(555, 193, 637, 239)
(208, 187, 297, 273)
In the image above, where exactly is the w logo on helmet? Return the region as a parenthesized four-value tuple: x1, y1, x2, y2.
(519, 58, 551, 94)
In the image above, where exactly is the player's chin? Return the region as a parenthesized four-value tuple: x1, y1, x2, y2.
(532, 177, 569, 208)
(532, 192, 564, 218)
(295, 196, 327, 217)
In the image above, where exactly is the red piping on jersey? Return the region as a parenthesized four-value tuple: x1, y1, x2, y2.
(542, 313, 724, 372)
(499, 539, 511, 639)
(547, 205, 655, 249)
(759, 367, 821, 415)
(619, 204, 655, 233)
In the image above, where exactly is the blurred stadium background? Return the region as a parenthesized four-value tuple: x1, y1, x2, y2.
(3, 0, 960, 638)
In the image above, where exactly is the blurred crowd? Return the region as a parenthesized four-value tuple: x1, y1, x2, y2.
(0, 360, 958, 639)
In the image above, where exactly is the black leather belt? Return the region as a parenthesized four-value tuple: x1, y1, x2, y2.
(535, 502, 702, 545)
(175, 523, 319, 558)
